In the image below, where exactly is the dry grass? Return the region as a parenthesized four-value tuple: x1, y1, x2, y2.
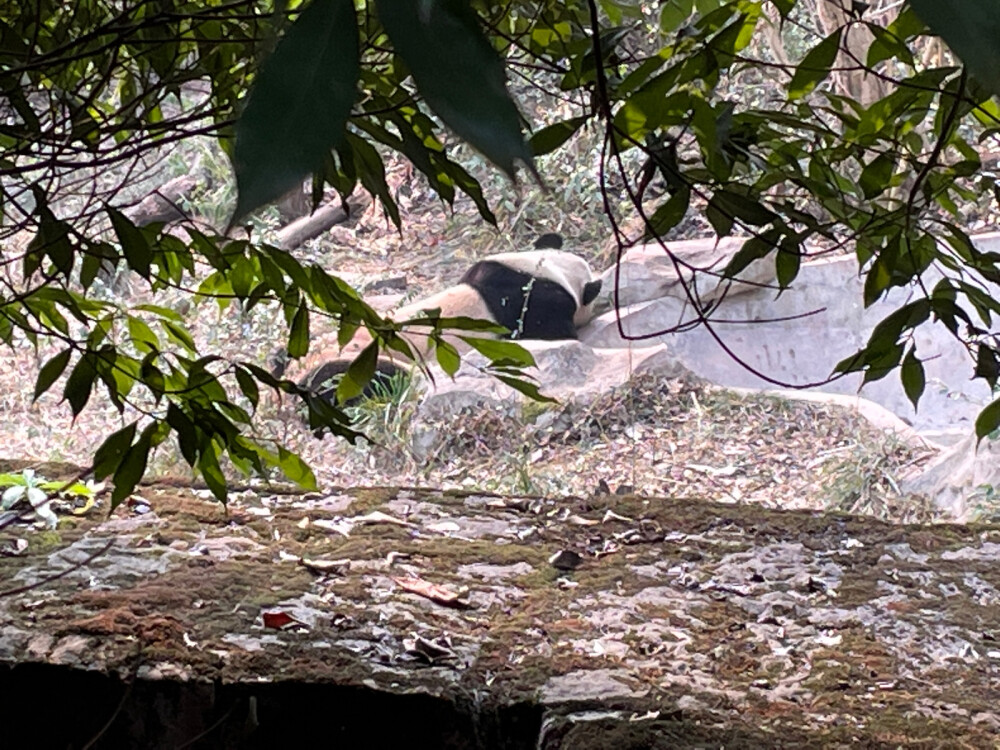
(264, 371, 940, 523)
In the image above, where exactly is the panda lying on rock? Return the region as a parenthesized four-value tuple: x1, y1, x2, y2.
(286, 233, 602, 404)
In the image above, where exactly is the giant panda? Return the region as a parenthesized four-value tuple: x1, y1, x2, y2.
(290, 234, 602, 404)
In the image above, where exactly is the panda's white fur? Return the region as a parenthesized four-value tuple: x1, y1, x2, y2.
(289, 243, 601, 400)
(320, 284, 491, 367)
(392, 285, 494, 336)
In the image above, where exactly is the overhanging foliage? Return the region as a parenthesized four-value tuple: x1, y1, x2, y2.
(2, 0, 1000, 504)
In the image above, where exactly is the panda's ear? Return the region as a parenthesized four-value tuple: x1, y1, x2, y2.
(582, 279, 602, 306)
(534, 233, 563, 250)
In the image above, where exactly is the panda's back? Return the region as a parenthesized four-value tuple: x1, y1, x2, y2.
(461, 260, 578, 340)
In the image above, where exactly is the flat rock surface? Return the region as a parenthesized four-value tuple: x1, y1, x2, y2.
(3, 473, 1000, 748)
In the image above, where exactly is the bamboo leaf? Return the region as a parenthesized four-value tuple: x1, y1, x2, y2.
(232, 0, 360, 221)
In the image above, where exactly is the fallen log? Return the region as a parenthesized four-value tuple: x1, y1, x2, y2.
(276, 194, 370, 250)
(126, 174, 199, 226)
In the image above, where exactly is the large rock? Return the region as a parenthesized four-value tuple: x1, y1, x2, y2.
(596, 236, 777, 311)
(407, 344, 690, 460)
(902, 431, 1000, 520)
(584, 253, 995, 441)
(401, 340, 932, 464)
(3, 476, 1000, 748)
(414, 341, 690, 410)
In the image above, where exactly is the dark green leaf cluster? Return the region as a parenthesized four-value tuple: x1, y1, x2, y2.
(586, 0, 1000, 439)
(232, 0, 542, 225)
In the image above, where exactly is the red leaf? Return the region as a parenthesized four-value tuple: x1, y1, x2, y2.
(262, 610, 305, 629)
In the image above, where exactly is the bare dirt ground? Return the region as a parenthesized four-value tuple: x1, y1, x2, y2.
(0, 157, 942, 524)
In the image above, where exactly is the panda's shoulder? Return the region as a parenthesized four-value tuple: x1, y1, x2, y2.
(460, 258, 532, 291)
(392, 282, 489, 321)
(471, 250, 590, 282)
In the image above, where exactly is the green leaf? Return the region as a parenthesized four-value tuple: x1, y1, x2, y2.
(80, 243, 119, 290)
(458, 336, 536, 367)
(910, 1, 1000, 98)
(166, 404, 200, 465)
(27, 202, 74, 277)
(974, 345, 1000, 388)
(530, 116, 589, 157)
(88, 316, 113, 348)
(643, 186, 691, 240)
(127, 315, 160, 353)
(788, 29, 842, 100)
(493, 374, 556, 403)
(442, 159, 498, 225)
(301, 391, 361, 440)
(337, 319, 360, 349)
(161, 320, 197, 355)
(900, 347, 925, 411)
(723, 233, 779, 278)
(135, 303, 184, 322)
(0, 473, 28, 488)
(866, 23, 915, 67)
(863, 256, 893, 307)
(91, 347, 125, 413)
(243, 363, 286, 391)
(277, 446, 317, 489)
(39, 480, 93, 498)
(218, 400, 252, 426)
(435, 339, 461, 376)
(888, 6, 928, 40)
(33, 348, 72, 401)
(336, 341, 379, 403)
(197, 440, 228, 503)
(361, 113, 454, 203)
(63, 354, 97, 417)
(229, 435, 270, 476)
(975, 397, 1000, 445)
(232, 0, 361, 222)
(107, 206, 151, 278)
(234, 366, 260, 409)
(660, 0, 694, 32)
(856, 341, 904, 385)
(378, 0, 533, 178)
(858, 153, 895, 199)
(868, 300, 931, 347)
(705, 200, 735, 237)
(433, 316, 508, 335)
(775, 246, 801, 289)
(288, 302, 310, 359)
(345, 132, 400, 228)
(140, 353, 166, 401)
(110, 422, 155, 508)
(710, 190, 777, 226)
(93, 421, 138, 480)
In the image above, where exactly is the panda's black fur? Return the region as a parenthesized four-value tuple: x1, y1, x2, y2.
(298, 358, 406, 405)
(532, 232, 564, 250)
(460, 259, 596, 340)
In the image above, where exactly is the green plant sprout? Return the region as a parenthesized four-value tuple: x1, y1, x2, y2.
(0, 470, 99, 529)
